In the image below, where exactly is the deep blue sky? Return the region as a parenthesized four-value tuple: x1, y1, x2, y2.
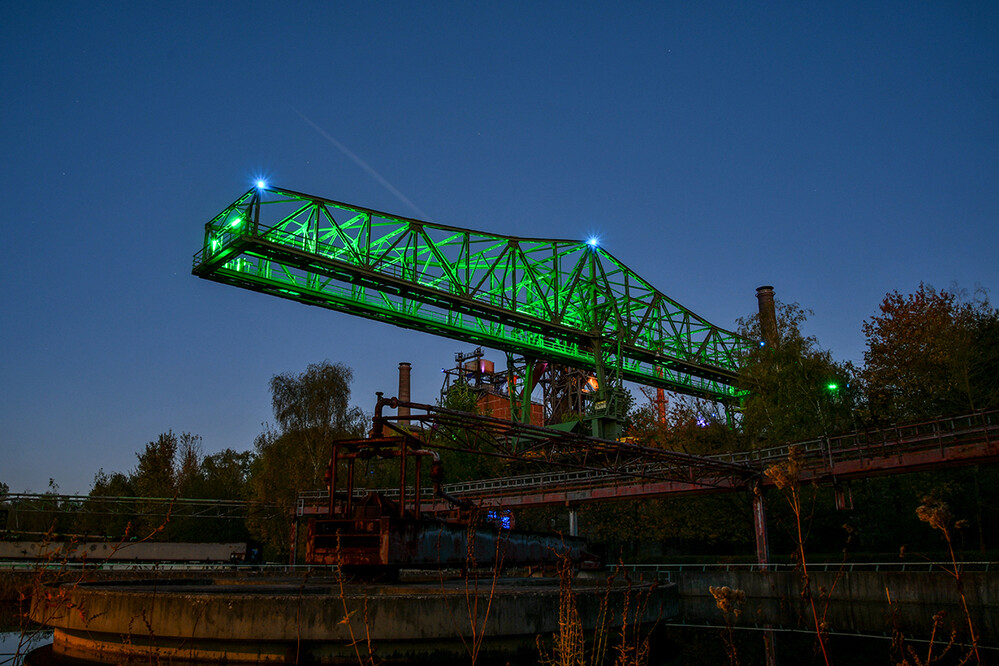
(2, 2, 997, 494)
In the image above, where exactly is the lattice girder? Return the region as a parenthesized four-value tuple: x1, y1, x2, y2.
(193, 187, 754, 399)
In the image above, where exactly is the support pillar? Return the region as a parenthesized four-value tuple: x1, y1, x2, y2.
(834, 481, 854, 511)
(506, 353, 519, 423)
(752, 484, 770, 567)
(753, 484, 778, 664)
(520, 357, 536, 426)
(568, 509, 579, 537)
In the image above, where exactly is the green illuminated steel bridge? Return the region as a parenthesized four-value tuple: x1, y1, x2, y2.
(192, 186, 754, 409)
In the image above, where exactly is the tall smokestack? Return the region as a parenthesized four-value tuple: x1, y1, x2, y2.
(398, 362, 411, 425)
(756, 286, 778, 348)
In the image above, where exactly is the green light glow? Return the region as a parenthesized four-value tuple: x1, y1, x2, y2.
(827, 382, 839, 391)
(193, 188, 754, 400)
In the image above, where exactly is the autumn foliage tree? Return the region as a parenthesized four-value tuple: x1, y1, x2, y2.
(862, 283, 999, 421)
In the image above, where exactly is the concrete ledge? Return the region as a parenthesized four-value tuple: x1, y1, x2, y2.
(675, 570, 996, 643)
(31, 576, 677, 663)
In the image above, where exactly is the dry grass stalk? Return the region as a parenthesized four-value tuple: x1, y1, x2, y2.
(331, 530, 378, 666)
(889, 498, 982, 665)
(466, 509, 507, 665)
(537, 551, 588, 666)
(765, 447, 833, 666)
(710, 585, 745, 666)
(537, 556, 658, 666)
(610, 568, 658, 666)
(887, 588, 965, 666)
(16, 508, 177, 664)
(436, 506, 507, 666)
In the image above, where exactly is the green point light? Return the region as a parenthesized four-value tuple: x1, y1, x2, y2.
(229, 216, 243, 229)
(827, 382, 839, 392)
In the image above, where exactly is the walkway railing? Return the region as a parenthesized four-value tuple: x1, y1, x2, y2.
(297, 408, 999, 508)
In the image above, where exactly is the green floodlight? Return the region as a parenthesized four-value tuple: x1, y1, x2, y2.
(826, 382, 840, 392)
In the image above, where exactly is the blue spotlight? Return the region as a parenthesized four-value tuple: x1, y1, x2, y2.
(255, 179, 267, 189)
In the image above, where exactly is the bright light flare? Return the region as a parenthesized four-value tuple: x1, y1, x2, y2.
(587, 237, 599, 248)
(255, 179, 267, 189)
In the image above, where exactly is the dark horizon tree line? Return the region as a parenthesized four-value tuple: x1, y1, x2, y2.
(2, 282, 996, 559)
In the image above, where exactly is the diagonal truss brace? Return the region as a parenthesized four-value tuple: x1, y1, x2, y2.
(192, 186, 756, 401)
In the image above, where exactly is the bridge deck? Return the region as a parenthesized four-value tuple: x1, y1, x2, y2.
(297, 409, 998, 512)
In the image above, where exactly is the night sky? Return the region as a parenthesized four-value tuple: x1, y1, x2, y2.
(2, 2, 997, 494)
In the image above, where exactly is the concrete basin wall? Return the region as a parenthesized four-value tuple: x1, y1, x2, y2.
(31, 576, 678, 663)
(675, 570, 996, 643)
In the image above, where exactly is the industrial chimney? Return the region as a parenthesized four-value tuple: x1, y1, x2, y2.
(398, 362, 411, 425)
(755, 286, 778, 348)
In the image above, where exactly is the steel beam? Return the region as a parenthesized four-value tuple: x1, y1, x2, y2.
(192, 187, 755, 401)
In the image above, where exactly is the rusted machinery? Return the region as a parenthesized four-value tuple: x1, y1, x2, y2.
(305, 395, 595, 573)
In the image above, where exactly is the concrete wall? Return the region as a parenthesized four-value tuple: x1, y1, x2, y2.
(0, 541, 248, 562)
(31, 577, 679, 664)
(676, 570, 996, 644)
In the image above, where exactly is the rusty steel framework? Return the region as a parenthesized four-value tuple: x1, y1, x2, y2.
(420, 408, 997, 511)
(304, 393, 764, 567)
(304, 392, 756, 570)
(306, 394, 597, 570)
(339, 405, 998, 509)
(371, 395, 756, 489)
(303, 403, 998, 567)
(440, 349, 595, 426)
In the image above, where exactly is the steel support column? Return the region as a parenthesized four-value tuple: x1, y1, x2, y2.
(752, 484, 770, 567)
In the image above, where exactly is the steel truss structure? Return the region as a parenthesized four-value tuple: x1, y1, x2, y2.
(370, 396, 756, 490)
(192, 187, 754, 404)
(427, 407, 999, 506)
(298, 407, 999, 514)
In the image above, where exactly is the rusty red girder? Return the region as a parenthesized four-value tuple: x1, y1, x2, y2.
(371, 394, 756, 490)
(300, 406, 998, 514)
(419, 409, 999, 509)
